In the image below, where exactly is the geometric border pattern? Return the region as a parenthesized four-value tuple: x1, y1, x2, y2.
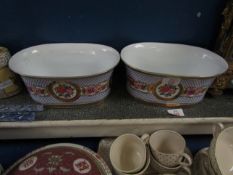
(22, 71, 113, 105)
(126, 67, 215, 106)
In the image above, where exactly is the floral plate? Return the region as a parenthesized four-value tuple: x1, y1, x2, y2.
(4, 143, 112, 175)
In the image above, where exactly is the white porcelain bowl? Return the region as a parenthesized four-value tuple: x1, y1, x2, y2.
(9, 43, 120, 106)
(121, 42, 228, 107)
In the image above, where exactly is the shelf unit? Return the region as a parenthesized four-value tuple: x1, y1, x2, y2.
(0, 87, 233, 139)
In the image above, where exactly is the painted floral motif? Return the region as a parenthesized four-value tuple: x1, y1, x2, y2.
(128, 77, 148, 92)
(27, 86, 49, 96)
(81, 81, 109, 96)
(155, 82, 182, 100)
(27, 80, 110, 102)
(48, 155, 63, 166)
(19, 156, 37, 171)
(73, 158, 91, 174)
(48, 81, 81, 102)
(128, 76, 183, 100)
(183, 87, 207, 97)
(50, 81, 80, 101)
(158, 84, 178, 96)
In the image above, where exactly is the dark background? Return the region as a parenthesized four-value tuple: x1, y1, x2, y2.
(0, 0, 226, 53)
(0, 0, 227, 170)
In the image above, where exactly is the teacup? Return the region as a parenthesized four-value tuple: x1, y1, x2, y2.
(113, 148, 151, 175)
(109, 134, 147, 174)
(148, 130, 192, 167)
(150, 151, 191, 175)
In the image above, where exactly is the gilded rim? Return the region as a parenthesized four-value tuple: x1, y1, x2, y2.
(17, 69, 114, 80)
(124, 64, 227, 80)
(121, 42, 228, 79)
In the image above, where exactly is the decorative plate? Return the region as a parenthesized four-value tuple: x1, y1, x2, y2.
(48, 81, 81, 102)
(4, 143, 112, 175)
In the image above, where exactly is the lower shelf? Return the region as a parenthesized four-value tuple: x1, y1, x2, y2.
(0, 118, 233, 139)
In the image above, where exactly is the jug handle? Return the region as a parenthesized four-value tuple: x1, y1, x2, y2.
(141, 133, 150, 145)
(213, 123, 224, 138)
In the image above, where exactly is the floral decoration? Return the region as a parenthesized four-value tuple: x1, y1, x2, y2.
(27, 86, 49, 96)
(128, 76, 148, 92)
(27, 80, 110, 102)
(158, 84, 179, 97)
(48, 155, 63, 167)
(81, 81, 109, 96)
(48, 81, 80, 102)
(183, 87, 207, 97)
(73, 158, 91, 173)
(155, 82, 182, 100)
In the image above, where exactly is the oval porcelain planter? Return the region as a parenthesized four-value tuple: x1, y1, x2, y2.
(121, 42, 228, 107)
(9, 43, 120, 106)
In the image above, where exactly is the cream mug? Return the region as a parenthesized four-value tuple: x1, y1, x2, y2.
(147, 130, 192, 167)
(109, 133, 147, 174)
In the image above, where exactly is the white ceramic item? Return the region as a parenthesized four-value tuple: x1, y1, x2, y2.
(209, 124, 233, 175)
(148, 130, 192, 167)
(9, 43, 120, 106)
(192, 147, 216, 175)
(112, 148, 150, 175)
(121, 42, 228, 107)
(109, 134, 147, 174)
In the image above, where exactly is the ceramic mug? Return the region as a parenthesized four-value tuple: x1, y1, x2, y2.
(109, 133, 147, 174)
(147, 130, 192, 167)
(150, 151, 191, 175)
(113, 148, 151, 175)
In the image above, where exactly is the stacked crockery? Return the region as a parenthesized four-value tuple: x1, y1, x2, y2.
(147, 130, 192, 175)
(0, 47, 21, 98)
(192, 147, 216, 175)
(109, 134, 150, 175)
(209, 123, 233, 175)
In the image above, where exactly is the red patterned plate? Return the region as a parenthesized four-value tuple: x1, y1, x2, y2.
(4, 143, 112, 175)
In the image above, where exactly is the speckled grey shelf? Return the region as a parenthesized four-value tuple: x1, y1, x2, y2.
(1, 88, 233, 120)
(0, 87, 233, 139)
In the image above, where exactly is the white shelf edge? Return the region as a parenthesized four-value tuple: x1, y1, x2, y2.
(0, 117, 233, 139)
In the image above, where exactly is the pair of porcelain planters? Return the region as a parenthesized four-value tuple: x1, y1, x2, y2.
(9, 42, 228, 107)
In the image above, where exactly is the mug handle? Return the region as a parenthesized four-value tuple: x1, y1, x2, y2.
(141, 133, 150, 145)
(178, 152, 192, 166)
(213, 122, 224, 138)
